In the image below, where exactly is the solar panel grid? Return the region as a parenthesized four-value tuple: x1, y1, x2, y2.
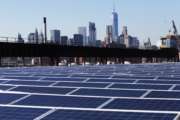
(0, 64, 180, 119)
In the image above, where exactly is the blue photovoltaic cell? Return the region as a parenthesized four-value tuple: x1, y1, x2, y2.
(88, 78, 135, 83)
(3, 80, 54, 86)
(173, 85, 180, 90)
(54, 82, 109, 88)
(0, 93, 26, 104)
(0, 85, 14, 90)
(73, 88, 146, 97)
(42, 77, 86, 82)
(110, 84, 171, 90)
(104, 98, 180, 111)
(10, 86, 76, 95)
(3, 76, 41, 80)
(138, 80, 180, 85)
(158, 77, 180, 80)
(146, 91, 180, 99)
(41, 109, 177, 120)
(0, 106, 48, 120)
(16, 95, 108, 108)
(34, 74, 69, 77)
(112, 76, 155, 79)
(71, 75, 110, 78)
(0, 80, 7, 83)
(0, 73, 33, 77)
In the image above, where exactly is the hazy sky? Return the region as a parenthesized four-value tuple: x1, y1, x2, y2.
(0, 0, 180, 45)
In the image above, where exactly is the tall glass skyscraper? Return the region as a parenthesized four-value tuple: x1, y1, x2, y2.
(78, 27, 87, 46)
(50, 30, 61, 44)
(88, 22, 96, 46)
(112, 9, 119, 43)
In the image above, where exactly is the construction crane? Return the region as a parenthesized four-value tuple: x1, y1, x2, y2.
(172, 20, 178, 35)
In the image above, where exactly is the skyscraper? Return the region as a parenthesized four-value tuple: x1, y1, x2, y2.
(28, 33, 35, 43)
(72, 34, 83, 46)
(35, 29, 39, 44)
(78, 27, 87, 46)
(61, 36, 68, 45)
(105, 25, 113, 45)
(39, 32, 44, 44)
(122, 26, 129, 47)
(88, 22, 97, 46)
(17, 33, 24, 43)
(112, 8, 119, 43)
(50, 30, 61, 44)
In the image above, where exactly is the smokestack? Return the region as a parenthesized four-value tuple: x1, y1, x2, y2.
(43, 17, 47, 43)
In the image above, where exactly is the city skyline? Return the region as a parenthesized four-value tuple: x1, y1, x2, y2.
(0, 0, 180, 45)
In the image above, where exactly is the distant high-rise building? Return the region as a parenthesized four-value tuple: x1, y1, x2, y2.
(144, 38, 152, 49)
(128, 36, 140, 48)
(105, 25, 113, 45)
(39, 32, 44, 44)
(122, 26, 129, 47)
(28, 33, 35, 43)
(61, 36, 68, 45)
(119, 26, 139, 48)
(72, 34, 83, 46)
(78, 27, 87, 46)
(50, 30, 61, 44)
(35, 29, 39, 44)
(112, 8, 119, 42)
(96, 40, 102, 47)
(88, 22, 97, 46)
(17, 33, 24, 43)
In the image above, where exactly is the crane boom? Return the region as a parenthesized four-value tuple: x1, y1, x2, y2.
(172, 20, 178, 35)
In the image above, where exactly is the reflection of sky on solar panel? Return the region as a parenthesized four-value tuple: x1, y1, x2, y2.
(0, 63, 180, 119)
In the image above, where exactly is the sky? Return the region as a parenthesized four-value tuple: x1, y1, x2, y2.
(0, 0, 180, 45)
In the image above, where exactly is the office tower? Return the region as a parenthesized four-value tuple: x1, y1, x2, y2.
(120, 26, 140, 48)
(17, 33, 24, 43)
(96, 40, 102, 47)
(72, 34, 83, 46)
(28, 33, 35, 43)
(61, 36, 68, 45)
(88, 22, 97, 46)
(78, 27, 87, 46)
(122, 26, 129, 47)
(105, 25, 113, 45)
(112, 8, 119, 43)
(50, 30, 61, 44)
(128, 36, 140, 48)
(39, 32, 44, 44)
(35, 29, 39, 44)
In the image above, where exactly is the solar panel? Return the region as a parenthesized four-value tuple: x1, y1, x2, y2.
(110, 83, 172, 90)
(72, 88, 146, 97)
(0, 85, 14, 90)
(41, 109, 177, 120)
(2, 76, 41, 80)
(42, 77, 86, 82)
(138, 80, 180, 85)
(104, 98, 180, 111)
(0, 64, 180, 119)
(88, 78, 135, 83)
(9, 86, 76, 95)
(0, 106, 48, 120)
(173, 85, 180, 90)
(15, 95, 109, 108)
(54, 82, 110, 88)
(3, 80, 54, 86)
(0, 93, 26, 104)
(146, 91, 180, 99)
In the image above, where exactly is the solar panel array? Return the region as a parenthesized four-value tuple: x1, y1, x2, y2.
(0, 63, 180, 119)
